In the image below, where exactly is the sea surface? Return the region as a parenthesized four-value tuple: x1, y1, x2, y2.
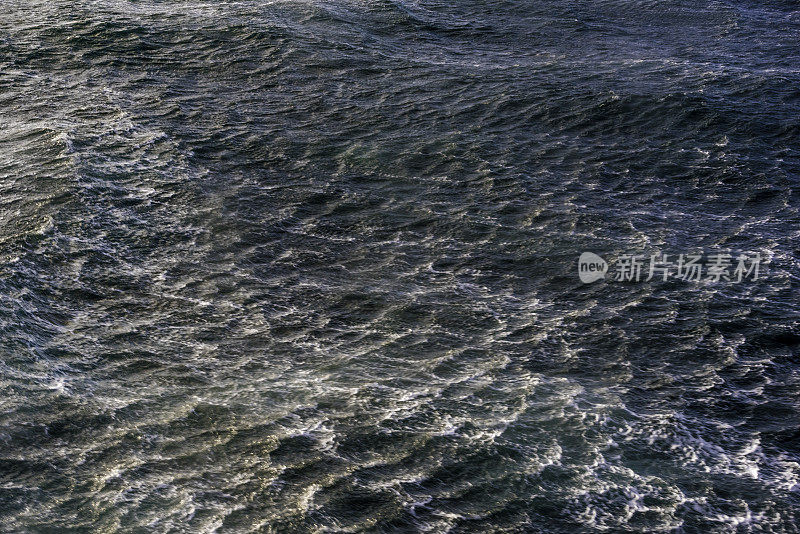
(1, 0, 799, 532)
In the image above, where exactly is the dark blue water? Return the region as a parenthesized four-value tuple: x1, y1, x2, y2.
(1, 0, 799, 531)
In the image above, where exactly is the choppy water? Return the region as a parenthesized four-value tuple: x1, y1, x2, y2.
(1, 0, 800, 532)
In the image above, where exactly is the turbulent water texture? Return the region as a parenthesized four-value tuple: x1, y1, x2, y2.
(1, 0, 800, 532)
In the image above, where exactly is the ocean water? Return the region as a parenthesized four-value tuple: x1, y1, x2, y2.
(1, 0, 799, 532)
